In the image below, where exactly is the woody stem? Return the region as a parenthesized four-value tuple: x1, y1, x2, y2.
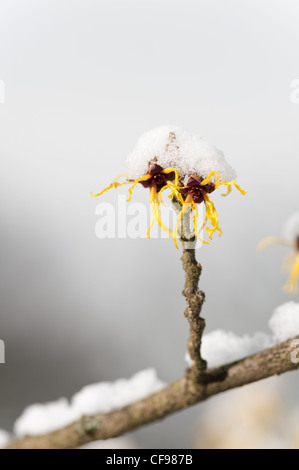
(172, 198, 207, 381)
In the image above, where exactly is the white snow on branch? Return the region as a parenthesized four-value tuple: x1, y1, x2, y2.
(186, 301, 299, 368)
(13, 368, 165, 437)
(269, 302, 299, 343)
(72, 368, 165, 416)
(13, 398, 78, 437)
(7, 302, 299, 441)
(200, 331, 272, 368)
(126, 125, 236, 183)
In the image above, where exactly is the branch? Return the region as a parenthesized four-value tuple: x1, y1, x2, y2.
(7, 197, 298, 449)
(7, 336, 299, 449)
(173, 198, 207, 380)
(181, 236, 207, 380)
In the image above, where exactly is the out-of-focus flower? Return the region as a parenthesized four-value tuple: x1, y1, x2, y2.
(92, 126, 245, 247)
(258, 212, 299, 294)
(195, 380, 290, 449)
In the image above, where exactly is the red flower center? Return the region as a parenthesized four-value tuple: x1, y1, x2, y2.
(181, 176, 216, 204)
(139, 164, 175, 192)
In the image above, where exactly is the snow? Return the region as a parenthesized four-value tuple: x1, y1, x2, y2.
(269, 302, 299, 343)
(283, 212, 299, 241)
(14, 398, 78, 437)
(72, 368, 165, 416)
(0, 430, 10, 448)
(9, 301, 299, 440)
(13, 369, 165, 437)
(126, 126, 236, 183)
(200, 330, 272, 368)
(186, 301, 299, 368)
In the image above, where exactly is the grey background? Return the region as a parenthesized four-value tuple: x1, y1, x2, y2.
(0, 0, 299, 447)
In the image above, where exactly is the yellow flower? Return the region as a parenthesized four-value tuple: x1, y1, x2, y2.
(92, 163, 181, 238)
(92, 167, 245, 248)
(258, 236, 299, 294)
(165, 171, 246, 249)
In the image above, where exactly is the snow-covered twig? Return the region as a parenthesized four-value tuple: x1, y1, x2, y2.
(5, 128, 297, 449)
(6, 336, 299, 449)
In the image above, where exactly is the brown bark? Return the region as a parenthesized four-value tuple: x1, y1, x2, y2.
(7, 206, 299, 449)
(175, 198, 207, 380)
(181, 247, 207, 380)
(7, 336, 299, 449)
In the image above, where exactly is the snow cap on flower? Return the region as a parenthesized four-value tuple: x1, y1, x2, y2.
(126, 125, 237, 183)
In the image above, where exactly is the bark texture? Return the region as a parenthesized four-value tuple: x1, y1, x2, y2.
(7, 336, 299, 449)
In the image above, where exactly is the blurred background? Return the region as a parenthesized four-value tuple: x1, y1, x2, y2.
(1, 0, 299, 448)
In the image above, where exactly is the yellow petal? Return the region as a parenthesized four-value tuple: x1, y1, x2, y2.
(200, 171, 220, 188)
(146, 213, 155, 239)
(199, 171, 246, 198)
(127, 174, 152, 202)
(257, 237, 293, 252)
(193, 202, 209, 245)
(148, 186, 173, 238)
(162, 167, 180, 186)
(91, 180, 130, 197)
(219, 180, 246, 196)
(202, 191, 222, 239)
(159, 183, 185, 205)
(283, 252, 299, 294)
(221, 185, 232, 197)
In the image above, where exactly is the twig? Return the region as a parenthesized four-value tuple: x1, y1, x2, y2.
(182, 246, 206, 380)
(7, 336, 299, 449)
(176, 200, 207, 380)
(6, 199, 298, 449)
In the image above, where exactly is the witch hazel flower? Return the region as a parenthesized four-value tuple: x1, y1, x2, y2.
(258, 212, 299, 294)
(169, 170, 245, 248)
(92, 126, 245, 247)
